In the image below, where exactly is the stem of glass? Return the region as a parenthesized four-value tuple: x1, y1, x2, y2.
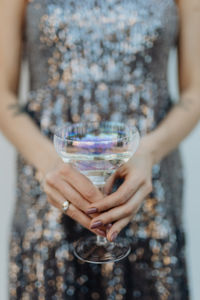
(96, 185, 109, 245)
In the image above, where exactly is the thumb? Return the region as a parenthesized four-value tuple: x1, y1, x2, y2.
(104, 173, 124, 195)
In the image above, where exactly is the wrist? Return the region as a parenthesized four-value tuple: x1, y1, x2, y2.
(35, 143, 63, 182)
(41, 151, 62, 175)
(139, 134, 161, 165)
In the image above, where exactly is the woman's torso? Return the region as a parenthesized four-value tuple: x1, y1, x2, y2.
(24, 0, 178, 136)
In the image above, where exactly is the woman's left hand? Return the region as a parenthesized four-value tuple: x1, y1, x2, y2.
(87, 138, 154, 242)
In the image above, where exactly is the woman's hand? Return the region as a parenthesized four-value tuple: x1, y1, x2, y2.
(87, 138, 154, 242)
(43, 160, 106, 237)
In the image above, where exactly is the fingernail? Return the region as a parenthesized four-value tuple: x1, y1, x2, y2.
(90, 220, 103, 229)
(96, 229, 106, 237)
(87, 207, 98, 214)
(110, 231, 118, 242)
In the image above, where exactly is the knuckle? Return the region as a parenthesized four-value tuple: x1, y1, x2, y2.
(84, 186, 96, 200)
(145, 181, 153, 193)
(68, 205, 77, 219)
(118, 193, 127, 205)
(101, 213, 112, 224)
(45, 172, 56, 187)
(71, 194, 79, 205)
(124, 205, 132, 216)
(104, 216, 112, 224)
(138, 173, 146, 184)
(104, 202, 112, 211)
(76, 199, 87, 212)
(100, 201, 111, 212)
(60, 163, 71, 176)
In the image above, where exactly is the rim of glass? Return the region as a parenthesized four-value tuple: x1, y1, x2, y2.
(54, 121, 139, 144)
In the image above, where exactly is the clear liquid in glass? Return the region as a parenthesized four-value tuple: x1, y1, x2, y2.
(60, 151, 132, 187)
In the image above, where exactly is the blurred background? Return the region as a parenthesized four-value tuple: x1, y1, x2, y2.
(0, 51, 200, 300)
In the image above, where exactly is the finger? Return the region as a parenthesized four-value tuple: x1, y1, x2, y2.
(106, 217, 130, 242)
(90, 183, 151, 228)
(46, 186, 106, 237)
(45, 174, 101, 218)
(103, 172, 118, 195)
(87, 173, 143, 214)
(90, 202, 133, 229)
(47, 177, 91, 213)
(59, 164, 103, 202)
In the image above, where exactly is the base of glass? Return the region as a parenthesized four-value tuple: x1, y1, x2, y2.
(73, 236, 131, 264)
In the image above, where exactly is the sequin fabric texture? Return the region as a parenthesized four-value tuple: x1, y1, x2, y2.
(9, 0, 189, 299)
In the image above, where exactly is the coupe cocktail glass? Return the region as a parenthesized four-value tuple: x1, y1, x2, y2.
(54, 121, 140, 263)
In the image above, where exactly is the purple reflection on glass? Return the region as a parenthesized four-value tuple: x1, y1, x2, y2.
(72, 134, 117, 154)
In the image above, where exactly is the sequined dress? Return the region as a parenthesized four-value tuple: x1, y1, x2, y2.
(9, 0, 189, 299)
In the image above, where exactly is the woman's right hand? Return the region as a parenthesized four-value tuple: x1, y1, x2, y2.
(43, 161, 106, 237)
